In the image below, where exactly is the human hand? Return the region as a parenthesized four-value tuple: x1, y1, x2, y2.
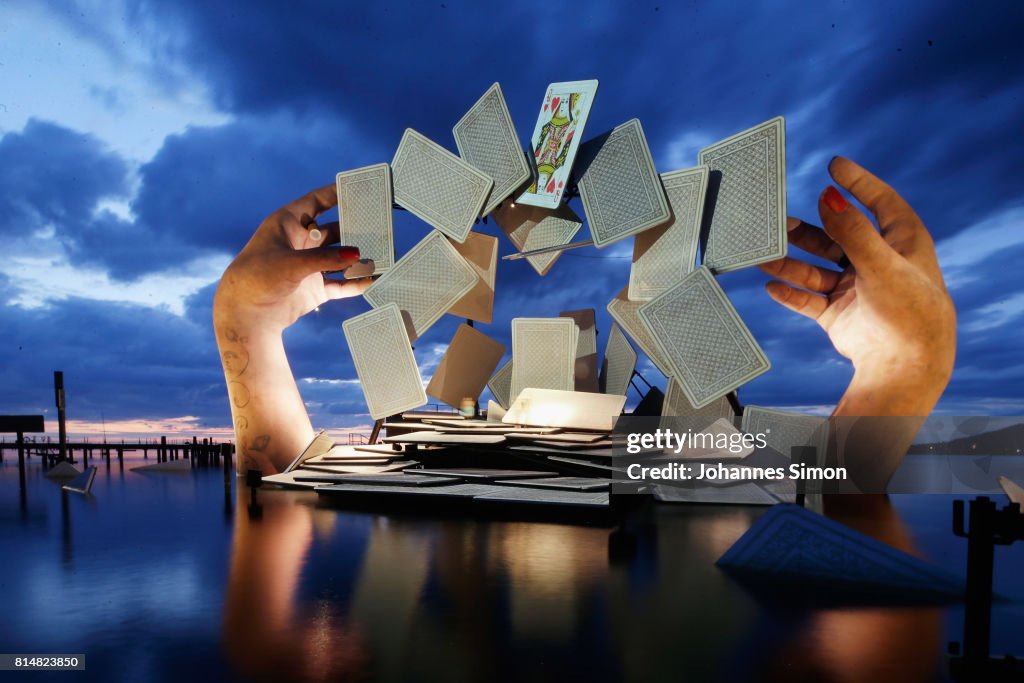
(758, 157, 956, 415)
(214, 183, 369, 335)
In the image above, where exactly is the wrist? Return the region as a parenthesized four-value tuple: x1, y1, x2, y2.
(838, 357, 952, 417)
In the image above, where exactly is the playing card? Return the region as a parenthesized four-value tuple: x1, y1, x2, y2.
(363, 230, 479, 341)
(576, 118, 670, 248)
(560, 308, 599, 392)
(495, 476, 610, 492)
(447, 232, 498, 323)
(383, 431, 507, 445)
(716, 504, 964, 600)
(491, 201, 583, 276)
(511, 317, 577, 401)
(418, 468, 559, 480)
(336, 163, 394, 275)
(742, 405, 828, 462)
(516, 79, 599, 208)
(503, 388, 625, 431)
(699, 117, 787, 273)
(342, 302, 427, 420)
(638, 266, 769, 408)
(426, 324, 506, 409)
(629, 165, 708, 300)
(661, 378, 734, 423)
(474, 487, 610, 507)
(487, 358, 513, 409)
(391, 128, 493, 243)
(606, 286, 672, 377)
(601, 323, 636, 396)
(453, 82, 531, 216)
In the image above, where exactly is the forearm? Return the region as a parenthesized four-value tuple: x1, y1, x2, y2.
(214, 304, 314, 475)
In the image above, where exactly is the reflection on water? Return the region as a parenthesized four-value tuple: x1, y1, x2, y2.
(2, 456, 1022, 681)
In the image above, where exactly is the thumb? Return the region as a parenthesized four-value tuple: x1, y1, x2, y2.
(290, 246, 360, 275)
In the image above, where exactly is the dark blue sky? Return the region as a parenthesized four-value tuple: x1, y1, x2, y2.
(2, 1, 1022, 436)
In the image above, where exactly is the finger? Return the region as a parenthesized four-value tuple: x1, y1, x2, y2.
(786, 216, 845, 263)
(324, 277, 374, 300)
(764, 281, 828, 321)
(298, 220, 340, 247)
(758, 256, 841, 293)
(289, 246, 361, 275)
(285, 183, 338, 220)
(818, 186, 894, 275)
(827, 157, 928, 247)
(315, 220, 341, 245)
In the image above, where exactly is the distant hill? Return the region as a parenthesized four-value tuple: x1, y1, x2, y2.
(908, 422, 1024, 455)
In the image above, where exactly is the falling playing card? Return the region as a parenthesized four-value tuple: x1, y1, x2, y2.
(515, 79, 599, 209)
(601, 323, 636, 397)
(336, 164, 394, 275)
(510, 317, 577, 402)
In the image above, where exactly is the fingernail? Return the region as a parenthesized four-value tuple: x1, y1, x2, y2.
(340, 246, 360, 261)
(823, 186, 849, 213)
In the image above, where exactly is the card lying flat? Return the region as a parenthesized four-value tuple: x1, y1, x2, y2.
(418, 468, 559, 480)
(699, 117, 787, 273)
(629, 165, 708, 301)
(336, 164, 394, 275)
(318, 483, 510, 499)
(495, 476, 610, 492)
(511, 317, 577, 401)
(516, 79, 599, 209)
(447, 232, 499, 323)
(606, 286, 671, 376)
(602, 323, 636, 396)
(638, 266, 769, 408)
(453, 82, 531, 216)
(661, 378, 734, 424)
(474, 487, 609, 507)
(503, 388, 625, 431)
(742, 405, 828, 462)
(383, 431, 507, 445)
(717, 504, 964, 601)
(560, 308, 599, 393)
(492, 201, 583, 276)
(576, 118, 670, 248)
(363, 230, 479, 341)
(392, 128, 493, 243)
(426, 324, 506, 409)
(342, 303, 427, 420)
(487, 358, 514, 409)
(311, 473, 458, 487)
(504, 431, 608, 443)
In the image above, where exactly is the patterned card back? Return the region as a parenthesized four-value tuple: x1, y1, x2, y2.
(602, 323, 636, 396)
(637, 266, 769, 408)
(742, 406, 828, 463)
(392, 128, 493, 243)
(661, 377, 734, 420)
(510, 318, 576, 402)
(699, 117, 787, 273)
(363, 230, 478, 340)
(487, 358, 513, 409)
(342, 302, 427, 420)
(629, 165, 708, 300)
(453, 82, 531, 216)
(336, 163, 394, 275)
(576, 118, 670, 248)
(491, 201, 583, 276)
(606, 286, 671, 377)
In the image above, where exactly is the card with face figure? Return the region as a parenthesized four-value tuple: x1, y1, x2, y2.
(336, 163, 394, 275)
(698, 117, 787, 273)
(515, 79, 599, 209)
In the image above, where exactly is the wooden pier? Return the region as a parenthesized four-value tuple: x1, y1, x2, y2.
(0, 434, 234, 471)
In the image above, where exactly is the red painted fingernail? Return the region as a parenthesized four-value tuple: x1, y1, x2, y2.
(823, 186, 849, 213)
(340, 246, 360, 261)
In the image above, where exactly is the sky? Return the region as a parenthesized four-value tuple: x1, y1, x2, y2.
(1, 1, 1022, 439)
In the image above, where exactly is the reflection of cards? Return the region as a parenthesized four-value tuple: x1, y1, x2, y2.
(516, 79, 598, 209)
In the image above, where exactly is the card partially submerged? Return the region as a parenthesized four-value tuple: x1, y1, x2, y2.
(342, 303, 427, 420)
(491, 201, 583, 276)
(363, 230, 479, 340)
(629, 165, 708, 300)
(487, 358, 513, 409)
(516, 79, 599, 208)
(606, 286, 671, 377)
(511, 317, 577, 401)
(638, 266, 769, 408)
(742, 405, 828, 462)
(503, 388, 625, 431)
(426, 324, 506, 409)
(560, 308, 599, 393)
(601, 323, 636, 396)
(576, 118, 670, 248)
(699, 117, 787, 273)
(447, 232, 498, 323)
(391, 128, 493, 243)
(336, 163, 394, 275)
(453, 82, 531, 216)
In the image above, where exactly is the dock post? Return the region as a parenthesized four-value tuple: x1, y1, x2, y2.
(160, 435, 167, 463)
(54, 371, 70, 463)
(221, 443, 232, 482)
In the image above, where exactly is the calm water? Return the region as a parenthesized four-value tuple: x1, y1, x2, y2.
(1, 452, 1022, 682)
